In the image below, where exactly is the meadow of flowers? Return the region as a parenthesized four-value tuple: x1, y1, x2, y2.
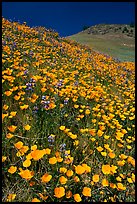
(2, 17, 135, 202)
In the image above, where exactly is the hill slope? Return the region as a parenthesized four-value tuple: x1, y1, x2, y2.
(67, 24, 135, 62)
(2, 18, 135, 202)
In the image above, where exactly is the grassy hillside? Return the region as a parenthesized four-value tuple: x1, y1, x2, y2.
(2, 18, 135, 202)
(68, 24, 135, 62)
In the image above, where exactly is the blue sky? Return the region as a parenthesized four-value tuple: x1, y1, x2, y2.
(2, 2, 135, 37)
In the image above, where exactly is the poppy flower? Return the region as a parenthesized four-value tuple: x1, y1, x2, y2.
(54, 187, 65, 198)
(8, 166, 17, 174)
(102, 164, 111, 175)
(73, 194, 82, 202)
(41, 173, 52, 183)
(82, 187, 91, 197)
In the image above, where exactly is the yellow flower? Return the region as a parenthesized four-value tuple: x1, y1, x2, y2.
(82, 187, 91, 197)
(44, 148, 51, 155)
(85, 109, 90, 115)
(41, 173, 52, 183)
(127, 177, 133, 183)
(74, 194, 82, 202)
(24, 125, 31, 131)
(75, 165, 85, 174)
(49, 157, 57, 164)
(32, 198, 41, 202)
(74, 176, 80, 182)
(116, 176, 122, 182)
(117, 183, 126, 190)
(102, 178, 109, 186)
(4, 90, 12, 96)
(108, 152, 115, 158)
(66, 170, 73, 177)
(59, 176, 68, 184)
(6, 133, 14, 139)
(14, 95, 20, 100)
(18, 169, 34, 180)
(54, 187, 65, 198)
(66, 190, 72, 199)
(14, 141, 24, 149)
(109, 183, 116, 189)
(8, 125, 17, 132)
(96, 146, 103, 152)
(92, 174, 99, 182)
(97, 129, 104, 137)
(82, 163, 91, 173)
(20, 104, 29, 110)
(102, 164, 111, 175)
(3, 104, 9, 110)
(31, 145, 37, 151)
(7, 194, 16, 202)
(8, 166, 17, 174)
(2, 156, 7, 162)
(59, 125, 65, 130)
(60, 167, 67, 174)
(10, 111, 17, 117)
(89, 129, 96, 136)
(74, 104, 79, 108)
(101, 151, 107, 157)
(110, 165, 117, 174)
(23, 159, 31, 168)
(31, 149, 45, 161)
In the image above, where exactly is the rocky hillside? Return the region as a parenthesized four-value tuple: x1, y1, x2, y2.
(82, 24, 135, 38)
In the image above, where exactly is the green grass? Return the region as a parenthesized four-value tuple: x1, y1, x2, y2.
(68, 33, 135, 62)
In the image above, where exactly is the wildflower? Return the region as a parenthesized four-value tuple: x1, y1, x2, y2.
(2, 156, 7, 162)
(102, 164, 111, 175)
(101, 151, 107, 157)
(32, 198, 41, 202)
(31, 145, 37, 151)
(10, 111, 17, 117)
(14, 141, 23, 149)
(96, 146, 103, 152)
(6, 133, 14, 139)
(110, 183, 116, 189)
(117, 183, 126, 190)
(82, 187, 91, 197)
(74, 176, 80, 182)
(18, 169, 34, 180)
(127, 177, 133, 183)
(59, 125, 65, 130)
(4, 90, 12, 96)
(97, 130, 104, 137)
(23, 159, 31, 168)
(8, 166, 17, 174)
(8, 125, 17, 133)
(66, 170, 73, 177)
(31, 149, 45, 161)
(82, 164, 91, 173)
(108, 152, 115, 158)
(110, 165, 117, 174)
(24, 125, 31, 131)
(54, 187, 65, 198)
(7, 194, 16, 202)
(74, 194, 82, 202)
(75, 165, 85, 174)
(85, 109, 90, 114)
(49, 157, 57, 164)
(44, 148, 51, 155)
(60, 167, 67, 173)
(102, 178, 109, 186)
(66, 190, 72, 198)
(41, 173, 52, 183)
(59, 176, 68, 184)
(20, 104, 29, 110)
(92, 174, 99, 182)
